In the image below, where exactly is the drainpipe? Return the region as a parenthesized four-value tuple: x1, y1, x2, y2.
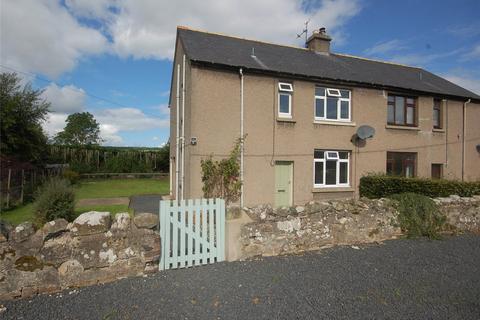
(175, 64, 180, 200)
(181, 54, 186, 200)
(462, 98, 471, 181)
(444, 99, 448, 168)
(239, 68, 244, 208)
(169, 157, 173, 196)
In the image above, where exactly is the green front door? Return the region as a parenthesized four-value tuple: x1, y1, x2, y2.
(275, 161, 293, 207)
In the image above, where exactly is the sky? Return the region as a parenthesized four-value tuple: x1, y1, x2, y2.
(1, 0, 479, 147)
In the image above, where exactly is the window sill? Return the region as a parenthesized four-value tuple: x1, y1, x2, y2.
(313, 120, 356, 127)
(312, 187, 354, 193)
(385, 124, 420, 131)
(432, 128, 445, 133)
(277, 118, 296, 123)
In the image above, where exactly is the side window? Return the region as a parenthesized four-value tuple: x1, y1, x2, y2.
(433, 99, 442, 129)
(315, 86, 351, 122)
(278, 82, 293, 118)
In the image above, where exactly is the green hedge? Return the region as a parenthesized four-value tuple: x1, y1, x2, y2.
(360, 174, 480, 199)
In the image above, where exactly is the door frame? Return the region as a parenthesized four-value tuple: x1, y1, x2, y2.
(274, 161, 294, 207)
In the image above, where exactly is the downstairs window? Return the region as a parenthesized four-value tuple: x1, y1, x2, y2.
(314, 150, 350, 187)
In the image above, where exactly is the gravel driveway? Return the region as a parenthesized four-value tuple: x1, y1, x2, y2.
(2, 234, 479, 319)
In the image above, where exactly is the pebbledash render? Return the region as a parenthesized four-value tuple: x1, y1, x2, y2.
(168, 26, 480, 207)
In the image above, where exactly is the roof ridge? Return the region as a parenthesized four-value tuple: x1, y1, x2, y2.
(178, 26, 426, 70)
(332, 52, 422, 69)
(177, 25, 309, 52)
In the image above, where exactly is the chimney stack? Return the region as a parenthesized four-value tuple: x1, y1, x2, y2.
(306, 27, 331, 54)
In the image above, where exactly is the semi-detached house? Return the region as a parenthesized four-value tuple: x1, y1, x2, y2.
(169, 26, 480, 207)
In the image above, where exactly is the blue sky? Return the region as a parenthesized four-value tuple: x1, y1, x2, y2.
(2, 0, 479, 147)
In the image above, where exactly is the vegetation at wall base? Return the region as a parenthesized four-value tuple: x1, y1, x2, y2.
(201, 137, 244, 205)
(389, 193, 446, 239)
(33, 178, 76, 224)
(360, 174, 480, 199)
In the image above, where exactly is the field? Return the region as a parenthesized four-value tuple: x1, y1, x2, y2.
(1, 178, 169, 225)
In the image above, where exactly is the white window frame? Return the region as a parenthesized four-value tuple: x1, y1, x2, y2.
(314, 86, 351, 122)
(313, 150, 350, 188)
(278, 82, 293, 92)
(278, 82, 293, 118)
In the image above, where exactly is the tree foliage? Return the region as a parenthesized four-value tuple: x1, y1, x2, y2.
(201, 137, 243, 205)
(0, 72, 50, 162)
(55, 112, 102, 146)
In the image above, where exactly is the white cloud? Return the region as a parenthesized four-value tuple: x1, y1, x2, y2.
(364, 39, 406, 56)
(2, 0, 108, 78)
(42, 83, 86, 113)
(42, 113, 68, 137)
(461, 44, 480, 61)
(94, 107, 169, 131)
(72, 0, 361, 60)
(389, 49, 463, 67)
(442, 74, 480, 95)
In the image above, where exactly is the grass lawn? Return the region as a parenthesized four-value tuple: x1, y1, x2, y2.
(1, 178, 167, 225)
(75, 178, 169, 199)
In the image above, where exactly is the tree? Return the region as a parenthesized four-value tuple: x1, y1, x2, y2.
(0, 72, 50, 162)
(55, 112, 102, 146)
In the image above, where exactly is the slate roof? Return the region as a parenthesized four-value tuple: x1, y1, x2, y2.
(178, 27, 480, 101)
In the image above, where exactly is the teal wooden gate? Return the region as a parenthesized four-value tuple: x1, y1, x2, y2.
(159, 198, 225, 270)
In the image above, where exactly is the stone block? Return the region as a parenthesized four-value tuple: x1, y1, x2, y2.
(42, 219, 69, 240)
(11, 222, 35, 242)
(71, 212, 111, 236)
(133, 213, 159, 229)
(40, 232, 74, 267)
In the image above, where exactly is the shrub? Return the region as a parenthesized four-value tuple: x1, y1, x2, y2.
(201, 137, 243, 205)
(62, 169, 80, 185)
(390, 193, 446, 239)
(360, 174, 480, 199)
(34, 178, 75, 223)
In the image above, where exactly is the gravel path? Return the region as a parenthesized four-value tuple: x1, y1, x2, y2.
(2, 234, 479, 319)
(129, 195, 163, 214)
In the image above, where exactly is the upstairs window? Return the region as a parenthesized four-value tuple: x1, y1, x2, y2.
(386, 152, 416, 177)
(315, 86, 351, 122)
(314, 150, 350, 187)
(278, 82, 293, 118)
(387, 95, 416, 126)
(433, 99, 442, 129)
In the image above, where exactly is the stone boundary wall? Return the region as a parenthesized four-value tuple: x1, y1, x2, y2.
(0, 212, 160, 300)
(240, 195, 480, 259)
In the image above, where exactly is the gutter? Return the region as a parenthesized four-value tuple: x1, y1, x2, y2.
(239, 68, 244, 208)
(462, 98, 471, 181)
(175, 64, 180, 200)
(181, 54, 186, 200)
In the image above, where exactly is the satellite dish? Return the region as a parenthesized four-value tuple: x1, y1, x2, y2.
(476, 144, 480, 154)
(356, 125, 375, 140)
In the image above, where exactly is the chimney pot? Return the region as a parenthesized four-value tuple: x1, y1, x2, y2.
(306, 27, 332, 54)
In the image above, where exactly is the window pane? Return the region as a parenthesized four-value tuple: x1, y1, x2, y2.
(327, 97, 338, 119)
(279, 94, 290, 114)
(387, 104, 395, 123)
(339, 162, 348, 184)
(340, 90, 350, 98)
(327, 88, 341, 97)
(388, 95, 395, 103)
(339, 152, 348, 159)
(314, 161, 324, 184)
(406, 98, 414, 104)
(325, 161, 337, 185)
(340, 100, 349, 119)
(431, 164, 442, 179)
(315, 98, 324, 118)
(405, 164, 414, 178)
(395, 96, 405, 124)
(406, 106, 414, 125)
(314, 150, 324, 159)
(315, 87, 325, 96)
(433, 109, 440, 127)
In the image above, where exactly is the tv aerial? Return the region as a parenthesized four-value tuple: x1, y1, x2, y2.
(297, 19, 310, 47)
